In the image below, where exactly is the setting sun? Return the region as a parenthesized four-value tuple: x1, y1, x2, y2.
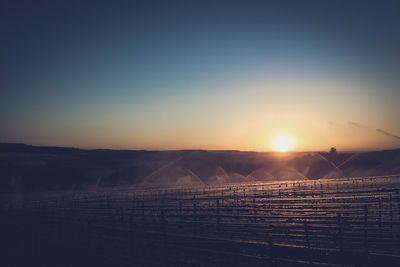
(270, 133, 295, 152)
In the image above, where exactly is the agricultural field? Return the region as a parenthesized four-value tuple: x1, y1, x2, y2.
(2, 175, 400, 266)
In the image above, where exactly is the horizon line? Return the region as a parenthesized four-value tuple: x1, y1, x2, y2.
(1, 142, 399, 154)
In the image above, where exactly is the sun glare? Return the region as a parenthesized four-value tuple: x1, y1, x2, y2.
(270, 133, 295, 152)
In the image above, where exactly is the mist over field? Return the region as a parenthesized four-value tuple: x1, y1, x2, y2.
(2, 143, 400, 194)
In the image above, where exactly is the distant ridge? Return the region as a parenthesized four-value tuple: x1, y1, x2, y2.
(1, 142, 399, 154)
(0, 143, 81, 154)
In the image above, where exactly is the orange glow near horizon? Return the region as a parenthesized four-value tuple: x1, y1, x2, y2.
(3, 76, 399, 152)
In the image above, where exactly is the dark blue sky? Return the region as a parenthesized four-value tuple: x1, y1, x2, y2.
(1, 0, 400, 151)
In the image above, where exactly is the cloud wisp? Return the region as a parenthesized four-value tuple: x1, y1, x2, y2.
(348, 121, 369, 129)
(376, 129, 400, 141)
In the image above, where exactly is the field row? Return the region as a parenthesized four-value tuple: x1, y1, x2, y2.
(2, 175, 400, 266)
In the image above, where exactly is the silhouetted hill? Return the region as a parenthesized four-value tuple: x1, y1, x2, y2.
(1, 143, 399, 193)
(0, 143, 81, 154)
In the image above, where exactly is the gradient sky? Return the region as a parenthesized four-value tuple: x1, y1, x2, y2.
(1, 0, 400, 151)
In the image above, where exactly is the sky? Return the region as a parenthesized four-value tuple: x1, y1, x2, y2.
(1, 0, 400, 151)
